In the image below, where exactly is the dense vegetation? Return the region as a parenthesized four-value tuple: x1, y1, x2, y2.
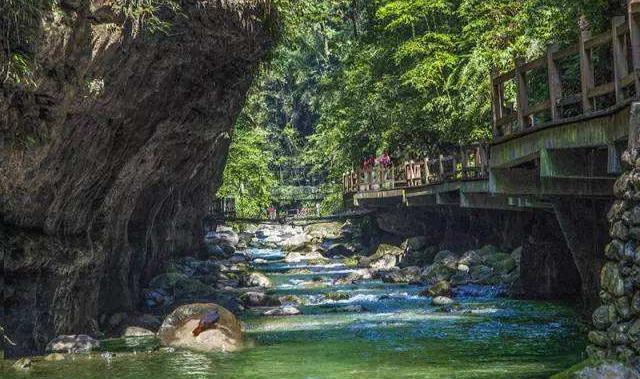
(221, 0, 624, 216)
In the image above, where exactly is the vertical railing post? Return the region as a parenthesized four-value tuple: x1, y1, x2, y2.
(424, 158, 430, 184)
(630, 0, 640, 95)
(515, 58, 529, 130)
(490, 68, 504, 137)
(613, 16, 629, 104)
(460, 147, 469, 179)
(579, 15, 594, 114)
(438, 155, 445, 182)
(547, 44, 562, 121)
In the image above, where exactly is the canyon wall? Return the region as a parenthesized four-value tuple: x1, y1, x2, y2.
(1, 0, 275, 356)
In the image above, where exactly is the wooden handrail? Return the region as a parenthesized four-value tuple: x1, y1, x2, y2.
(342, 144, 491, 194)
(491, 6, 640, 139)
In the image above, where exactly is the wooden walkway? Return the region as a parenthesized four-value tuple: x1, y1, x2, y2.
(344, 5, 640, 211)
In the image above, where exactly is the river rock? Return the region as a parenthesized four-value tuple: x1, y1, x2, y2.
(158, 303, 243, 352)
(601, 262, 625, 297)
(425, 280, 451, 297)
(210, 226, 240, 246)
(433, 250, 459, 270)
(325, 243, 355, 257)
(432, 296, 454, 306)
(593, 304, 617, 330)
(263, 306, 301, 316)
(470, 265, 493, 283)
(304, 222, 342, 241)
(281, 233, 312, 251)
(377, 267, 421, 284)
(241, 291, 281, 307)
(46, 335, 100, 354)
(587, 330, 610, 347)
(458, 250, 482, 266)
(285, 251, 326, 263)
(243, 272, 271, 288)
(122, 326, 155, 337)
(421, 262, 453, 284)
(334, 269, 373, 285)
(359, 244, 405, 270)
(13, 358, 32, 370)
(576, 362, 640, 379)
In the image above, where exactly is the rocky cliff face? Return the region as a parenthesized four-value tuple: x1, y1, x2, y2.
(1, 0, 275, 356)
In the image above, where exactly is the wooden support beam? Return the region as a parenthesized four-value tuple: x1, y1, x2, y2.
(547, 44, 562, 121)
(515, 59, 529, 130)
(490, 68, 504, 137)
(629, 2, 640, 95)
(613, 16, 629, 104)
(579, 15, 594, 114)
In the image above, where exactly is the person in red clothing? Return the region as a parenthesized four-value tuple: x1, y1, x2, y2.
(379, 152, 391, 168)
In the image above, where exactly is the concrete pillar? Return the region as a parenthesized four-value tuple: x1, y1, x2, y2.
(553, 199, 609, 313)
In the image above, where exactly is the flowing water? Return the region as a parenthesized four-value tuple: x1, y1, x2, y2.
(2, 248, 586, 378)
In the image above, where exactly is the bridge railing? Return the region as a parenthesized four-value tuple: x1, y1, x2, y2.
(491, 3, 640, 138)
(343, 144, 489, 194)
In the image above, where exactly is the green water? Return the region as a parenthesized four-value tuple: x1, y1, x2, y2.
(2, 248, 586, 378)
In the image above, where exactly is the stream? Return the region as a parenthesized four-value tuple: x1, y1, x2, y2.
(2, 247, 586, 378)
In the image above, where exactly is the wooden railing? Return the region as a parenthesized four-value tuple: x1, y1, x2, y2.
(491, 3, 640, 138)
(342, 144, 489, 194)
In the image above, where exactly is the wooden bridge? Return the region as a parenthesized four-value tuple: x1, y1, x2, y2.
(343, 4, 640, 212)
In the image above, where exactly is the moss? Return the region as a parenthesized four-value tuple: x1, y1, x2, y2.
(549, 359, 594, 379)
(324, 292, 350, 301)
(343, 257, 359, 268)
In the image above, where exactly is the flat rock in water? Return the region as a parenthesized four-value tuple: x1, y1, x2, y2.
(158, 303, 243, 353)
(432, 296, 455, 306)
(123, 326, 156, 337)
(46, 335, 100, 354)
(263, 306, 301, 316)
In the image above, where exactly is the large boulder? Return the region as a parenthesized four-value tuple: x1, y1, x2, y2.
(377, 267, 421, 284)
(304, 222, 342, 241)
(470, 265, 494, 284)
(482, 252, 516, 274)
(241, 291, 281, 307)
(324, 243, 356, 257)
(158, 303, 243, 353)
(421, 262, 453, 284)
(433, 250, 459, 270)
(424, 280, 451, 297)
(46, 335, 100, 354)
(359, 244, 404, 270)
(243, 272, 271, 288)
(284, 251, 326, 263)
(281, 233, 312, 252)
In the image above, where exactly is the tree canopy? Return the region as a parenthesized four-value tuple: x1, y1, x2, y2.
(218, 0, 624, 216)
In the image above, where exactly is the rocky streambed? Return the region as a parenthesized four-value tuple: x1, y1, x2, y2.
(1, 221, 588, 378)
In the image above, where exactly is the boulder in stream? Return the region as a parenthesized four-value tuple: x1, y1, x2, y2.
(359, 244, 404, 270)
(158, 303, 243, 353)
(46, 335, 100, 354)
(263, 306, 301, 316)
(243, 272, 271, 288)
(432, 296, 455, 306)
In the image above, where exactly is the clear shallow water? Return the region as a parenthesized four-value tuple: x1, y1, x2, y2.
(2, 248, 586, 379)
